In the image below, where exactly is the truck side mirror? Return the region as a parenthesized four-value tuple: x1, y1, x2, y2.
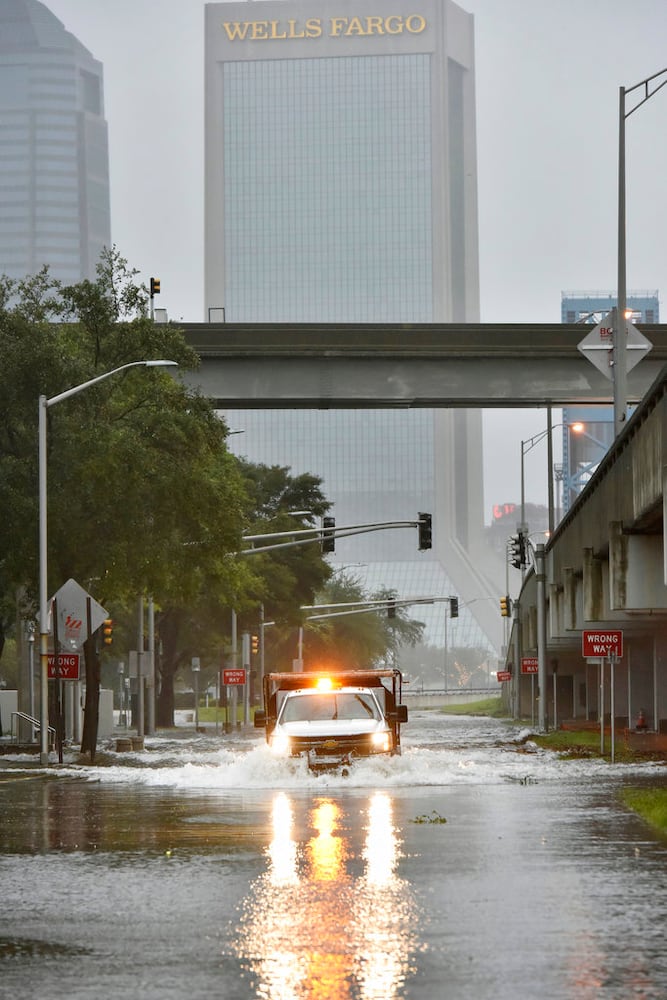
(392, 704, 408, 724)
(254, 710, 266, 728)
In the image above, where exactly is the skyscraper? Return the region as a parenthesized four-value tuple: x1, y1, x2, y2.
(0, 0, 110, 285)
(205, 0, 500, 652)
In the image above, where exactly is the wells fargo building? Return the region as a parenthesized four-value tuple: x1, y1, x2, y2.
(204, 1, 500, 652)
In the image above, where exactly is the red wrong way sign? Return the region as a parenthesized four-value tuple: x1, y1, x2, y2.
(582, 629, 623, 658)
(497, 670, 512, 683)
(47, 653, 80, 680)
(223, 668, 246, 685)
(521, 657, 539, 674)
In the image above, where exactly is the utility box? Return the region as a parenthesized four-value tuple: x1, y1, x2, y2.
(98, 689, 114, 738)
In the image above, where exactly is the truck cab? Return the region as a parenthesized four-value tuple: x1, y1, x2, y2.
(254, 669, 408, 770)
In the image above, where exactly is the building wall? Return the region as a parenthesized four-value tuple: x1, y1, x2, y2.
(0, 0, 111, 285)
(205, 0, 499, 651)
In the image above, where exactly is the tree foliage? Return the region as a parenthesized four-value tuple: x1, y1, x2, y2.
(0, 248, 340, 744)
(0, 250, 256, 750)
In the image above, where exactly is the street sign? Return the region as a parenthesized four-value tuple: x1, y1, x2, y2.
(577, 313, 652, 380)
(582, 629, 623, 658)
(521, 657, 539, 674)
(51, 578, 108, 648)
(47, 653, 80, 680)
(497, 670, 512, 683)
(223, 668, 246, 685)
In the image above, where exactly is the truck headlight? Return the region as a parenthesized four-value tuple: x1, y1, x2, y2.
(370, 731, 391, 752)
(270, 732, 290, 755)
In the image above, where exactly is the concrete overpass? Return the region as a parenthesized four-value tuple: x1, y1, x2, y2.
(506, 364, 667, 734)
(180, 322, 667, 408)
(176, 321, 667, 693)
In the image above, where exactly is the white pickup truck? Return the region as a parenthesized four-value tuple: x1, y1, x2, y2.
(254, 668, 408, 770)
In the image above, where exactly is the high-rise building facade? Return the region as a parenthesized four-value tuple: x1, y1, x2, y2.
(205, 0, 500, 652)
(0, 0, 110, 285)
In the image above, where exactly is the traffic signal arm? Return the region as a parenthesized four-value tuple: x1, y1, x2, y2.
(240, 518, 429, 554)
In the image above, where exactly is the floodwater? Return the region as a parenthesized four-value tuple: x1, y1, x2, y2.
(1, 713, 666, 1000)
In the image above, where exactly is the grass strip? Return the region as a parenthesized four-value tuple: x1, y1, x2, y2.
(619, 788, 667, 835)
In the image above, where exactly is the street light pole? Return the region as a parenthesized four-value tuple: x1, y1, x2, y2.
(615, 67, 667, 438)
(521, 416, 563, 540)
(614, 85, 627, 438)
(546, 407, 555, 534)
(38, 359, 177, 763)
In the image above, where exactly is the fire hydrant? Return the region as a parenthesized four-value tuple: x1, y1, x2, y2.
(636, 709, 647, 731)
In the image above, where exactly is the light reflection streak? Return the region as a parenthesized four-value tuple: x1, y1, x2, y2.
(268, 792, 299, 885)
(233, 792, 420, 999)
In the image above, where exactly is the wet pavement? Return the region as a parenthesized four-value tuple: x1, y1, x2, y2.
(1, 713, 666, 999)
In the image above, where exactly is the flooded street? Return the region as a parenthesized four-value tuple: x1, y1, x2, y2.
(1, 713, 666, 999)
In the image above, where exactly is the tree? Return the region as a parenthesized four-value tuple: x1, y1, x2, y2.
(0, 249, 254, 754)
(1, 249, 340, 742)
(154, 461, 335, 723)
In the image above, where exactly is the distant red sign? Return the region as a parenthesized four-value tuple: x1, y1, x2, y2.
(492, 503, 517, 521)
(521, 657, 539, 675)
(47, 653, 80, 680)
(223, 668, 246, 686)
(497, 670, 512, 683)
(582, 630, 623, 659)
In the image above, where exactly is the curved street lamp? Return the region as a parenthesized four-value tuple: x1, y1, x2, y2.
(615, 67, 667, 437)
(38, 359, 178, 763)
(520, 419, 591, 536)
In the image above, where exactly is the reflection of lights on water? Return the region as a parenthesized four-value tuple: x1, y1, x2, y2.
(364, 792, 397, 886)
(232, 792, 420, 1000)
(565, 929, 657, 1000)
(309, 800, 345, 882)
(354, 792, 415, 999)
(269, 792, 298, 885)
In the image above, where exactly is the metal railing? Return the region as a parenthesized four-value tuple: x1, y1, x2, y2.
(10, 711, 55, 746)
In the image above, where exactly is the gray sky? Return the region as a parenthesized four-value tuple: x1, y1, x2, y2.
(46, 0, 667, 519)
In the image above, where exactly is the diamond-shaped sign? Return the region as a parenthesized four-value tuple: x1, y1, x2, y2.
(50, 578, 108, 650)
(578, 312, 652, 380)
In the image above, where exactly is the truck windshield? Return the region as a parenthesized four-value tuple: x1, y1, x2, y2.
(280, 692, 381, 723)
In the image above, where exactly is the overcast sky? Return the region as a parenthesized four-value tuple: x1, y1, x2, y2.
(46, 0, 667, 519)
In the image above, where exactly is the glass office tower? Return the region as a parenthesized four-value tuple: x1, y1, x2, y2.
(205, 0, 499, 652)
(0, 0, 110, 284)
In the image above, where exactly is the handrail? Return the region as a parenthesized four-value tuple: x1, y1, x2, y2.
(10, 711, 55, 745)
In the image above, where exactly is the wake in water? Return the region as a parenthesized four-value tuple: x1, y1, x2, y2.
(6, 710, 658, 792)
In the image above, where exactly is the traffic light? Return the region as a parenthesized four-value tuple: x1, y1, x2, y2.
(102, 618, 113, 645)
(418, 512, 432, 550)
(499, 596, 512, 617)
(509, 534, 526, 569)
(150, 277, 160, 296)
(450, 597, 459, 618)
(321, 516, 336, 553)
(251, 634, 259, 655)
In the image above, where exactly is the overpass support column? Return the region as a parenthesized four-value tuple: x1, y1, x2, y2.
(536, 544, 548, 732)
(512, 600, 521, 720)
